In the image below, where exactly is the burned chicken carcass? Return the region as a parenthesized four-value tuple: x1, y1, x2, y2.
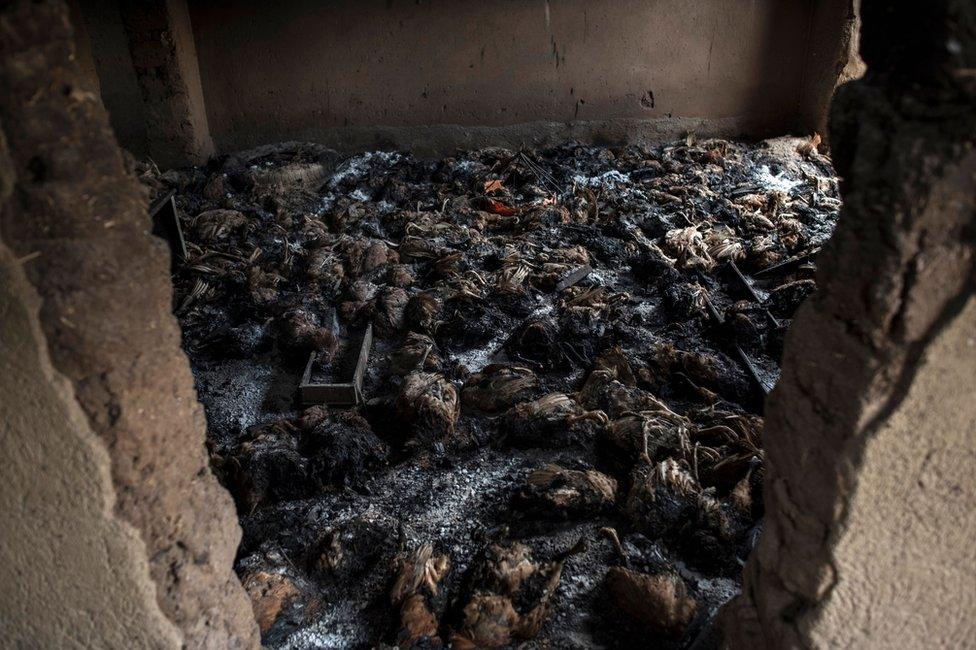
(395, 372, 461, 447)
(299, 409, 389, 489)
(461, 364, 539, 413)
(502, 392, 606, 448)
(371, 286, 409, 338)
(307, 516, 397, 584)
(340, 236, 399, 277)
(602, 409, 685, 470)
(449, 542, 573, 649)
(391, 332, 441, 375)
(302, 245, 345, 288)
(405, 291, 442, 335)
(192, 208, 248, 243)
(219, 407, 387, 510)
(279, 307, 338, 359)
(219, 419, 310, 512)
(241, 570, 303, 635)
(512, 464, 617, 519)
(624, 458, 700, 538)
(605, 566, 697, 639)
(389, 543, 451, 647)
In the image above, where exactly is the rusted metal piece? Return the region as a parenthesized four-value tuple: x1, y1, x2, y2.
(149, 189, 188, 261)
(299, 324, 373, 407)
(555, 264, 593, 292)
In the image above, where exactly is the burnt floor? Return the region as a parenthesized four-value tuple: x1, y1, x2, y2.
(145, 136, 839, 649)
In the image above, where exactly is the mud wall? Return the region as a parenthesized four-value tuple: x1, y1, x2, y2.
(0, 1, 259, 647)
(75, 0, 856, 162)
(723, 0, 976, 646)
(0, 205, 180, 650)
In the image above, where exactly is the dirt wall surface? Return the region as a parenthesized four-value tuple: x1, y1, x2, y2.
(70, 0, 150, 159)
(119, 0, 214, 167)
(0, 1, 259, 647)
(131, 0, 849, 157)
(0, 238, 181, 650)
(811, 297, 976, 647)
(724, 0, 976, 647)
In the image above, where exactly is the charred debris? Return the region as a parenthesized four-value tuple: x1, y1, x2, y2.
(141, 135, 838, 648)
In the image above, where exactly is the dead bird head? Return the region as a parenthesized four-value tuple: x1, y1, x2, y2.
(461, 364, 539, 413)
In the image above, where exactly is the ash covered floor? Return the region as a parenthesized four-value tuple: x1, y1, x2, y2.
(145, 135, 839, 649)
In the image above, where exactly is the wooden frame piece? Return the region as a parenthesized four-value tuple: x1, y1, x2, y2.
(298, 324, 373, 407)
(149, 189, 188, 261)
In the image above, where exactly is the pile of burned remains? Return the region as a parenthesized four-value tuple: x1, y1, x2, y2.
(146, 135, 839, 649)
